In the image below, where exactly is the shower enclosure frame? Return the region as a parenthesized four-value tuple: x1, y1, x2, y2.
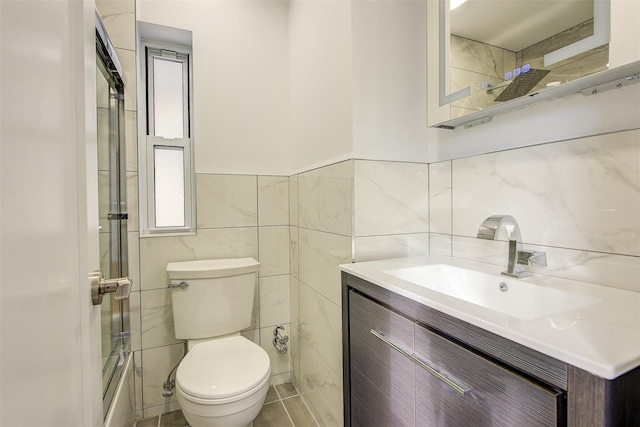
(96, 11, 132, 421)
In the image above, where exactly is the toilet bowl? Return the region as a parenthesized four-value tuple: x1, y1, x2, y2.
(175, 336, 271, 427)
(166, 258, 270, 427)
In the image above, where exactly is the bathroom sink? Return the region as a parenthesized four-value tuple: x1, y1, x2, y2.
(383, 264, 600, 320)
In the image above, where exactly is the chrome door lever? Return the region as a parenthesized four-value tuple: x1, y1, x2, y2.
(91, 269, 132, 305)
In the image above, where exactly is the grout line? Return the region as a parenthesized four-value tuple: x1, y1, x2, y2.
(295, 391, 321, 427)
(282, 396, 319, 426)
(280, 401, 296, 427)
(273, 385, 282, 400)
(270, 385, 298, 427)
(286, 382, 320, 427)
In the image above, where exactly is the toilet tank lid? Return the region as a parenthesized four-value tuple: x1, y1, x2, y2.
(167, 258, 259, 279)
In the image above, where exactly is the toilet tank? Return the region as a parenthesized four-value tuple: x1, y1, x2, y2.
(167, 258, 260, 340)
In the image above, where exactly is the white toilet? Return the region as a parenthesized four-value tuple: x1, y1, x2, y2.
(167, 258, 271, 427)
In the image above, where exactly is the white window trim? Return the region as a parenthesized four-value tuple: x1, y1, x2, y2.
(137, 36, 196, 237)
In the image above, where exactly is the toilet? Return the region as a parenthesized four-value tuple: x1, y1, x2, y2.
(167, 258, 270, 427)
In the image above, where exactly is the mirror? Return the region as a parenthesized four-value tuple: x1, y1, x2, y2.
(428, 0, 612, 128)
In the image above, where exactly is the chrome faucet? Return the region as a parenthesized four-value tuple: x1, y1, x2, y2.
(477, 215, 547, 278)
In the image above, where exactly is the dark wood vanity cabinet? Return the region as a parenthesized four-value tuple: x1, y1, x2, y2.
(413, 321, 563, 427)
(342, 273, 640, 427)
(349, 287, 416, 426)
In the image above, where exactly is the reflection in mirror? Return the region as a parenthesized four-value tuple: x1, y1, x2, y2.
(439, 0, 610, 123)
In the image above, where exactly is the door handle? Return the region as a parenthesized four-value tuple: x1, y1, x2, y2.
(90, 269, 132, 305)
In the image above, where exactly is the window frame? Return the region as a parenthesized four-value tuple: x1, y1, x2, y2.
(138, 38, 196, 237)
(146, 47, 190, 139)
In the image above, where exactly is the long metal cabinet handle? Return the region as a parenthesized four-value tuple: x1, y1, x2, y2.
(370, 329, 471, 396)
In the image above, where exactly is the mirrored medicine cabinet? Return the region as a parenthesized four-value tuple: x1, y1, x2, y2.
(427, 0, 640, 129)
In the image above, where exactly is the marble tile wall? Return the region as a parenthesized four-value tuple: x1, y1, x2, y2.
(135, 174, 291, 417)
(290, 159, 430, 426)
(290, 161, 353, 427)
(429, 129, 640, 293)
(353, 160, 430, 262)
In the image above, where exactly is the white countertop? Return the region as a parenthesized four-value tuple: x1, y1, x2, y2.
(340, 255, 640, 380)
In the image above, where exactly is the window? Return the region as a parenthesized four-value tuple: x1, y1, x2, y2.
(138, 36, 195, 236)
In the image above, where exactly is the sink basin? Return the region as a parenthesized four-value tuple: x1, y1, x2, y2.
(383, 264, 600, 320)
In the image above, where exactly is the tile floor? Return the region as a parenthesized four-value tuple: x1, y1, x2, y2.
(134, 382, 318, 427)
(255, 382, 318, 427)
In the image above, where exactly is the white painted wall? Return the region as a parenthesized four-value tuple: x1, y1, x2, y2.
(351, 0, 430, 163)
(138, 0, 357, 174)
(137, 0, 290, 175)
(0, 0, 102, 425)
(289, 0, 354, 173)
(289, 0, 433, 171)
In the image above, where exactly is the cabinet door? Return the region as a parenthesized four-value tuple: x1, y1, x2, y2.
(414, 324, 564, 427)
(349, 291, 415, 427)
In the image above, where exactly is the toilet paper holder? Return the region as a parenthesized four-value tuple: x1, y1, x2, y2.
(273, 325, 288, 354)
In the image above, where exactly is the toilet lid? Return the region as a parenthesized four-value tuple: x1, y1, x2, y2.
(177, 336, 270, 400)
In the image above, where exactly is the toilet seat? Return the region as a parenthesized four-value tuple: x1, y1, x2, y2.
(176, 336, 270, 403)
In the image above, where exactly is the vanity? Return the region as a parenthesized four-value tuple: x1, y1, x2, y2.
(340, 256, 640, 426)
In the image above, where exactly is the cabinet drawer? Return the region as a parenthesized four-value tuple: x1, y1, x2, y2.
(349, 291, 415, 427)
(414, 324, 564, 426)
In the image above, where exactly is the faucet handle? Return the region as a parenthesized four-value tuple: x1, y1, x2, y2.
(517, 249, 547, 266)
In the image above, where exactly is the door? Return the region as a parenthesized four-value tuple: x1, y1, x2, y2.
(1, 1, 103, 425)
(96, 17, 131, 419)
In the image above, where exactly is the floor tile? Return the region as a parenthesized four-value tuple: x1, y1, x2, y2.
(254, 401, 293, 427)
(264, 385, 279, 404)
(159, 409, 188, 427)
(275, 382, 298, 399)
(135, 416, 158, 427)
(138, 382, 316, 427)
(283, 396, 318, 426)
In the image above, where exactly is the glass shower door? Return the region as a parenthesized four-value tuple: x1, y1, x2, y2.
(96, 19, 131, 419)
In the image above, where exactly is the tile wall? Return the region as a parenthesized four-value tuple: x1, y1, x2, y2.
(134, 174, 292, 417)
(289, 159, 431, 426)
(290, 130, 638, 426)
(290, 161, 353, 426)
(353, 160, 430, 262)
(430, 129, 640, 293)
